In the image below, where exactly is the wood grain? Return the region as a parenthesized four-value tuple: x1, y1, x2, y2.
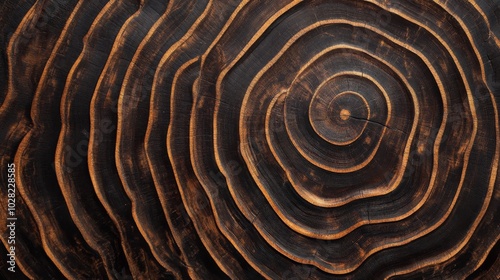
(1, 0, 499, 279)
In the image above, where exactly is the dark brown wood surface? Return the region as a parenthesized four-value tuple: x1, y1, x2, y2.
(1, 0, 499, 279)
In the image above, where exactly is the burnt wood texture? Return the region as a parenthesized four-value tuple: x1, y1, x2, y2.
(1, 0, 500, 279)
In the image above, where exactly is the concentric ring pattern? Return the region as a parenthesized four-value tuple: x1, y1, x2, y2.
(1, 0, 499, 279)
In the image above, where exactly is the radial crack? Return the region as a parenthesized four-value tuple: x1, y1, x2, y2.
(347, 115, 408, 135)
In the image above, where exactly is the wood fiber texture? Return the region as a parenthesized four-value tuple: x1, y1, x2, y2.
(1, 0, 500, 279)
